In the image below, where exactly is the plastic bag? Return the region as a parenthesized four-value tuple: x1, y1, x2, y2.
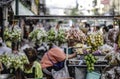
(52, 61, 70, 79)
(75, 67, 86, 79)
(86, 71, 101, 79)
(101, 73, 106, 79)
(99, 44, 113, 54)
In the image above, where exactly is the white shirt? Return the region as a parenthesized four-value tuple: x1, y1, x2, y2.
(0, 46, 12, 55)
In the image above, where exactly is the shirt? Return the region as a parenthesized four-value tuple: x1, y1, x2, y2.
(108, 29, 119, 46)
(0, 46, 12, 55)
(40, 47, 66, 69)
(24, 61, 43, 79)
(103, 32, 110, 44)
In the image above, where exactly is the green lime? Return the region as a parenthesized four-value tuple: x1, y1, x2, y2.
(84, 56, 88, 60)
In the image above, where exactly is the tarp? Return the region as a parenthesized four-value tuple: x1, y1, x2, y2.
(11, 0, 35, 15)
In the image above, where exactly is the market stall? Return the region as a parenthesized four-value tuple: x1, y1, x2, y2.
(1, 15, 120, 79)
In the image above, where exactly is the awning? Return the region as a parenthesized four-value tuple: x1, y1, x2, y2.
(11, 0, 35, 15)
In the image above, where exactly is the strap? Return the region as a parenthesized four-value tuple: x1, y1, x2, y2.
(46, 46, 57, 65)
(46, 53, 55, 65)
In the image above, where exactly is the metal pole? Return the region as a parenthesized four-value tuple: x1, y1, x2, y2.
(15, 0, 19, 15)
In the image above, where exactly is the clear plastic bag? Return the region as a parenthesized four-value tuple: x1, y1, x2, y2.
(52, 61, 70, 79)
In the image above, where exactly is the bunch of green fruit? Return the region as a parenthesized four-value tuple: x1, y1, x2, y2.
(29, 29, 39, 42)
(87, 32, 103, 52)
(0, 53, 29, 70)
(84, 54, 98, 72)
(47, 29, 56, 43)
(0, 54, 10, 68)
(4, 28, 11, 41)
(56, 30, 66, 44)
(4, 28, 21, 42)
(29, 29, 47, 44)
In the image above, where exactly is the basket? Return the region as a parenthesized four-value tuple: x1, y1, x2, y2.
(86, 71, 101, 79)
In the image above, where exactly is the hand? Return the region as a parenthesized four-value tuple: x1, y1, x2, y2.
(43, 68, 52, 76)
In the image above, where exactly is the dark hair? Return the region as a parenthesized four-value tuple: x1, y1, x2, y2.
(58, 21, 63, 25)
(108, 25, 113, 29)
(24, 48, 37, 62)
(96, 26, 100, 30)
(103, 26, 109, 32)
(0, 43, 2, 47)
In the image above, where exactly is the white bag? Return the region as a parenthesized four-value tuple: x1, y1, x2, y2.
(52, 60, 70, 79)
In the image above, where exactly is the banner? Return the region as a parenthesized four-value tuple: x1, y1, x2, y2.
(101, 0, 109, 5)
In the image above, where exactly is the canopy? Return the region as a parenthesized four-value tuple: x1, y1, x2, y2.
(11, 0, 35, 15)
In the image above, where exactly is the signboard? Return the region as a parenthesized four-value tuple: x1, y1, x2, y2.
(101, 0, 109, 5)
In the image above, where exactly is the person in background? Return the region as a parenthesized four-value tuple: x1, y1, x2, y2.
(90, 25, 101, 33)
(34, 22, 45, 31)
(23, 24, 30, 39)
(0, 37, 12, 55)
(43, 20, 52, 31)
(103, 26, 110, 44)
(87, 26, 95, 34)
(108, 24, 113, 30)
(20, 39, 31, 53)
(0, 26, 3, 38)
(23, 48, 43, 79)
(40, 43, 76, 79)
(81, 20, 90, 28)
(54, 21, 63, 32)
(108, 24, 119, 47)
(79, 20, 90, 34)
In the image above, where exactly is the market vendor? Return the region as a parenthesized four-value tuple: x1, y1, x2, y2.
(103, 26, 110, 44)
(23, 48, 43, 79)
(80, 20, 90, 34)
(54, 21, 63, 33)
(115, 26, 120, 52)
(40, 43, 76, 79)
(108, 24, 119, 47)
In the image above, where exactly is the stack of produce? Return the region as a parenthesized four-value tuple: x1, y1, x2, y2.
(47, 29, 66, 45)
(74, 43, 91, 54)
(87, 32, 103, 52)
(4, 27, 21, 42)
(66, 29, 86, 43)
(47, 29, 56, 43)
(29, 29, 47, 44)
(0, 53, 29, 70)
(56, 30, 66, 44)
(84, 54, 98, 72)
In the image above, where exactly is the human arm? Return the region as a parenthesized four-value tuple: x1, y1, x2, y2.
(67, 52, 77, 59)
(42, 68, 52, 76)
